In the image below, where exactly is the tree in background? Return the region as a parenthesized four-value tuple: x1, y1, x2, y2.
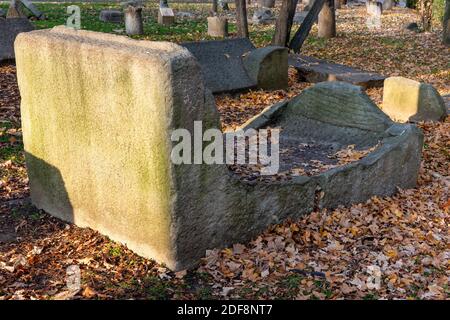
(420, 0, 434, 31)
(235, 0, 249, 37)
(272, 0, 299, 46)
(444, 0, 450, 45)
(318, 0, 336, 38)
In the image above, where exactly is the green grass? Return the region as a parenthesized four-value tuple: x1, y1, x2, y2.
(0, 2, 274, 46)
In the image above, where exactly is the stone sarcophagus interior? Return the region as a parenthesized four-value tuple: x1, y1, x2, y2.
(16, 27, 423, 271)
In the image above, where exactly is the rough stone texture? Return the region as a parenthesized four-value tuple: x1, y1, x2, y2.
(181, 38, 256, 93)
(207, 16, 228, 38)
(405, 22, 420, 32)
(0, 18, 34, 62)
(382, 0, 394, 10)
(252, 8, 274, 25)
(17, 28, 423, 271)
(293, 11, 308, 24)
(243, 46, 288, 90)
(244, 81, 423, 207)
(258, 0, 276, 8)
(382, 77, 448, 122)
(289, 54, 386, 88)
(443, 94, 450, 113)
(158, 7, 175, 25)
(124, 4, 143, 35)
(99, 9, 123, 23)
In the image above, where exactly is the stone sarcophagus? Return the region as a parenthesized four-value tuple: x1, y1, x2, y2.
(16, 27, 423, 271)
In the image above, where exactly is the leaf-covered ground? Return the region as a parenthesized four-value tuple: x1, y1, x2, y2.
(0, 4, 449, 300)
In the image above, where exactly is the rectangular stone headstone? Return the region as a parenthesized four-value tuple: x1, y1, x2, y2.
(158, 7, 174, 25)
(0, 17, 34, 61)
(182, 38, 257, 93)
(15, 26, 222, 271)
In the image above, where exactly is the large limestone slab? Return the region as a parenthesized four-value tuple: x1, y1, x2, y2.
(382, 77, 448, 122)
(289, 54, 386, 88)
(16, 26, 222, 271)
(181, 38, 256, 93)
(17, 28, 423, 271)
(0, 17, 34, 62)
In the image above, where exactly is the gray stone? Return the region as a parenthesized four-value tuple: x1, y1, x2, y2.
(17, 28, 423, 271)
(258, 0, 276, 8)
(289, 54, 386, 88)
(252, 8, 274, 25)
(405, 22, 420, 32)
(382, 0, 394, 10)
(181, 38, 256, 93)
(99, 10, 123, 23)
(382, 77, 448, 122)
(293, 11, 308, 24)
(243, 46, 288, 90)
(176, 11, 195, 19)
(0, 9, 6, 18)
(207, 16, 228, 38)
(0, 17, 34, 62)
(443, 94, 450, 113)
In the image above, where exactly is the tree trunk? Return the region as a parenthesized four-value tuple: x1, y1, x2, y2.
(289, 0, 326, 52)
(272, 0, 299, 47)
(124, 5, 144, 35)
(420, 0, 433, 32)
(212, 0, 218, 13)
(318, 0, 336, 38)
(235, 0, 249, 37)
(444, 0, 450, 45)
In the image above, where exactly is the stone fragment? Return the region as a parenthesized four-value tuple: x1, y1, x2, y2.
(0, 17, 34, 62)
(382, 77, 448, 122)
(99, 10, 123, 23)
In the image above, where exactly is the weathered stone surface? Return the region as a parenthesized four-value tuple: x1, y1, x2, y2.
(405, 22, 420, 32)
(443, 94, 450, 113)
(252, 8, 274, 25)
(289, 54, 386, 88)
(158, 7, 175, 25)
(207, 16, 228, 37)
(181, 38, 256, 93)
(382, 77, 448, 122)
(243, 81, 423, 207)
(293, 11, 308, 24)
(16, 26, 222, 271)
(258, 0, 276, 8)
(244, 46, 288, 90)
(99, 10, 123, 23)
(0, 18, 34, 62)
(0, 9, 6, 18)
(17, 28, 423, 271)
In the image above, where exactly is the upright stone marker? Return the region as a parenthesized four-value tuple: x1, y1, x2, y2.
(207, 16, 228, 37)
(123, 1, 143, 35)
(158, 7, 175, 25)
